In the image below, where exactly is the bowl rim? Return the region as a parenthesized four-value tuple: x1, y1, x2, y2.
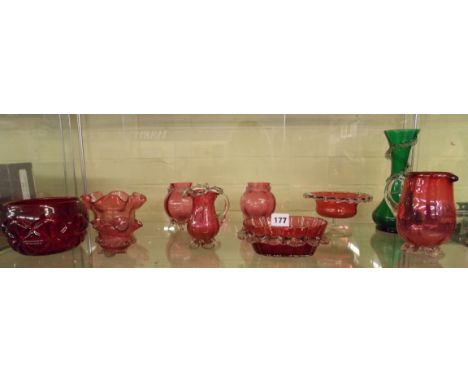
(303, 191, 372, 204)
(242, 215, 328, 239)
(3, 196, 81, 208)
(238, 216, 329, 251)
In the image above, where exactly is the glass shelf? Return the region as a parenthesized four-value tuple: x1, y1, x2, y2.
(1, 214, 467, 268)
(0, 245, 87, 268)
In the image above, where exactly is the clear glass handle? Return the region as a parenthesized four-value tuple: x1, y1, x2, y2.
(384, 173, 406, 216)
(217, 193, 230, 223)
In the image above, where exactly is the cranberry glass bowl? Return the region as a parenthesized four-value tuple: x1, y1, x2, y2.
(238, 216, 328, 256)
(303, 192, 372, 218)
(1, 197, 89, 256)
(303, 191, 372, 237)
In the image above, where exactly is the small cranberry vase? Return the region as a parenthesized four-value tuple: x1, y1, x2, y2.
(164, 182, 193, 230)
(184, 184, 230, 248)
(0, 197, 89, 256)
(385, 172, 458, 257)
(81, 191, 147, 253)
(240, 182, 276, 218)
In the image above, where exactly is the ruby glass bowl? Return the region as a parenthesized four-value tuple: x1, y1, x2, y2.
(1, 197, 89, 256)
(238, 216, 328, 256)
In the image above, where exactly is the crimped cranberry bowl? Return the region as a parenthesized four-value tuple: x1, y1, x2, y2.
(238, 216, 328, 256)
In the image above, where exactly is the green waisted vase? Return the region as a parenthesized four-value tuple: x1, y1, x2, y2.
(372, 128, 419, 233)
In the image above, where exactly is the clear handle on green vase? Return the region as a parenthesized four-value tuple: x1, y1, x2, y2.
(217, 192, 230, 223)
(384, 173, 406, 217)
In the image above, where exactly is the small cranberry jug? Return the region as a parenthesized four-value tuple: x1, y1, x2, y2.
(184, 184, 230, 248)
(385, 172, 458, 257)
(164, 182, 193, 230)
(240, 182, 276, 218)
(81, 191, 147, 254)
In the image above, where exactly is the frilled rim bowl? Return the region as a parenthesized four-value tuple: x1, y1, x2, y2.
(238, 216, 328, 256)
(303, 191, 372, 204)
(242, 216, 328, 239)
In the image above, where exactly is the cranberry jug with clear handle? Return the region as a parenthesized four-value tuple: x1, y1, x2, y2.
(385, 171, 458, 257)
(184, 184, 230, 248)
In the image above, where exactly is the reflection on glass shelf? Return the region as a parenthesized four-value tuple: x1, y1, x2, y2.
(166, 231, 221, 268)
(0, 246, 86, 268)
(315, 236, 360, 268)
(89, 243, 150, 268)
(1, 221, 468, 268)
(397, 252, 443, 268)
(248, 253, 317, 268)
(371, 230, 404, 268)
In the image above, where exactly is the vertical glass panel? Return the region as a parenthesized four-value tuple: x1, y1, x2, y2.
(0, 115, 80, 197)
(0, 115, 85, 267)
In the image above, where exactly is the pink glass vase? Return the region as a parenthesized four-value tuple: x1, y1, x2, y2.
(385, 172, 458, 257)
(240, 182, 276, 218)
(184, 184, 230, 248)
(163, 182, 193, 230)
(81, 191, 147, 254)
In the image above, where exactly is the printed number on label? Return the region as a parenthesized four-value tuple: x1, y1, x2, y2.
(271, 213, 290, 227)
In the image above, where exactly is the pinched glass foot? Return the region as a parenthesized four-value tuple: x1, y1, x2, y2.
(190, 238, 219, 250)
(327, 222, 352, 238)
(164, 219, 186, 233)
(401, 242, 445, 258)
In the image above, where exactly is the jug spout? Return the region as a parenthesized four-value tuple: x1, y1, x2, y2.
(448, 173, 459, 182)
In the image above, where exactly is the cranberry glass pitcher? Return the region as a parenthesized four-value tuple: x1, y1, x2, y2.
(385, 172, 458, 257)
(81, 191, 147, 253)
(184, 184, 230, 248)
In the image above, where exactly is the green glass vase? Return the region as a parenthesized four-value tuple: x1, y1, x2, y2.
(372, 128, 419, 233)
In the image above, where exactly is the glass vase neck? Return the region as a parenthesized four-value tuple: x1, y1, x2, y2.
(170, 182, 192, 191)
(384, 129, 419, 175)
(192, 191, 218, 203)
(246, 182, 271, 192)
